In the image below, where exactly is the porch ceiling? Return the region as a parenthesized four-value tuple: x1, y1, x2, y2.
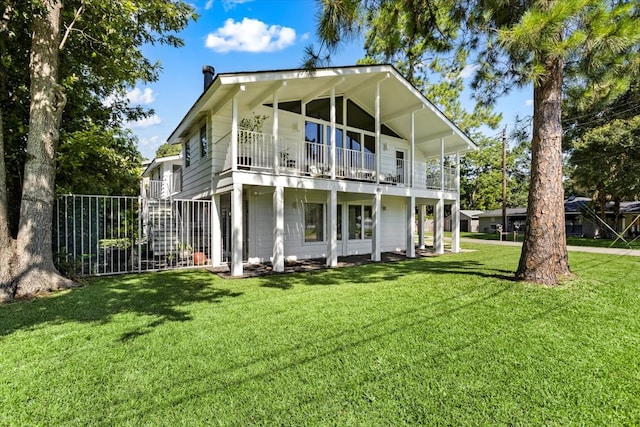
(169, 65, 475, 156)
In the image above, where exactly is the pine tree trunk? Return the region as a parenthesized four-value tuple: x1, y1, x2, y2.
(516, 54, 572, 285)
(7, 0, 76, 300)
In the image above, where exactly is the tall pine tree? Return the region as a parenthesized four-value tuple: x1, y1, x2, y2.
(307, 0, 640, 284)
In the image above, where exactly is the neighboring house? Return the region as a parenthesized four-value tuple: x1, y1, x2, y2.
(477, 207, 528, 233)
(445, 210, 482, 232)
(141, 153, 183, 199)
(619, 201, 640, 236)
(153, 64, 476, 276)
(477, 196, 623, 237)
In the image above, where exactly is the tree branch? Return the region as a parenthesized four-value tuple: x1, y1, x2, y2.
(59, 2, 85, 51)
(1, 3, 12, 33)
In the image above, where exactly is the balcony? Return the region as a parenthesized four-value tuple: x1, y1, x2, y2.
(142, 169, 182, 200)
(218, 130, 456, 191)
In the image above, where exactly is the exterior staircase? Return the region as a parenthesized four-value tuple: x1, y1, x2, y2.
(145, 199, 178, 257)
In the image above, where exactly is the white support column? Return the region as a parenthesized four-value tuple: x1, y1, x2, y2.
(434, 198, 444, 255)
(327, 189, 338, 267)
(451, 152, 461, 253)
(341, 203, 348, 256)
(371, 191, 382, 261)
(330, 87, 336, 180)
(339, 97, 347, 175)
(272, 186, 284, 272)
(406, 196, 416, 258)
(231, 182, 243, 276)
(375, 81, 381, 184)
(440, 137, 445, 191)
(211, 194, 222, 266)
(418, 205, 426, 249)
(410, 112, 415, 188)
(273, 91, 280, 175)
(231, 96, 238, 171)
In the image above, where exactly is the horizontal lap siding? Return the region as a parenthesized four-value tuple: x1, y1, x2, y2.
(251, 193, 274, 260)
(283, 189, 328, 259)
(246, 189, 409, 261)
(381, 197, 407, 252)
(212, 112, 232, 173)
(180, 130, 212, 199)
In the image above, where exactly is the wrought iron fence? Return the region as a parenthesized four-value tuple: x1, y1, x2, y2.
(53, 195, 215, 277)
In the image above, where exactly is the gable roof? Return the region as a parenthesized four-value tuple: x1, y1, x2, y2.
(460, 210, 484, 219)
(141, 154, 182, 177)
(167, 64, 476, 157)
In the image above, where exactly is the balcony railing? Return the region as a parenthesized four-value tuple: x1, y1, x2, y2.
(143, 169, 182, 200)
(220, 130, 457, 191)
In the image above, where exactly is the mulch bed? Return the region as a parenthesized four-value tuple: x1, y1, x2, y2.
(210, 248, 438, 278)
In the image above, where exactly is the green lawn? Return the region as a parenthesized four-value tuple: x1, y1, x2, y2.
(462, 231, 640, 249)
(1, 243, 640, 425)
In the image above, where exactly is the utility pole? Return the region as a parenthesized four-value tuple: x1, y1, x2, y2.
(502, 125, 507, 233)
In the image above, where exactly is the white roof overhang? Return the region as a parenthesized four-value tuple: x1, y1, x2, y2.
(167, 65, 476, 156)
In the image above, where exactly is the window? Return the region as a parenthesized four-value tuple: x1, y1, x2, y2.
(348, 204, 373, 240)
(263, 100, 302, 114)
(304, 203, 324, 242)
(306, 97, 344, 123)
(346, 99, 400, 138)
(184, 141, 191, 167)
(305, 121, 324, 144)
(200, 124, 208, 158)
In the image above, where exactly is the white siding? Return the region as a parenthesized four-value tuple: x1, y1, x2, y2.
(380, 196, 407, 252)
(283, 189, 328, 260)
(243, 188, 410, 261)
(211, 109, 232, 173)
(249, 191, 274, 261)
(180, 122, 212, 199)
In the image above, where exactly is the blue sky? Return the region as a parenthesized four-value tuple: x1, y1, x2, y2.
(128, 0, 533, 160)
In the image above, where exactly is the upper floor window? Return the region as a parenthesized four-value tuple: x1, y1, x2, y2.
(184, 141, 191, 167)
(200, 124, 208, 158)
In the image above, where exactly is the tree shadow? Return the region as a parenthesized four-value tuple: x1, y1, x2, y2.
(258, 257, 516, 290)
(0, 270, 242, 340)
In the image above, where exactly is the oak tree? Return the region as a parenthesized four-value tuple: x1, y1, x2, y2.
(0, 0, 195, 302)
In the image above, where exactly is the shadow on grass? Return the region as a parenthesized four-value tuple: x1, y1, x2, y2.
(259, 257, 515, 290)
(0, 270, 242, 339)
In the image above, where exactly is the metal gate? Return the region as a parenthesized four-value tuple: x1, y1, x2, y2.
(53, 195, 215, 276)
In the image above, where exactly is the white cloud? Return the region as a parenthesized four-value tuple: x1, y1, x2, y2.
(205, 18, 296, 53)
(459, 64, 480, 79)
(222, 0, 253, 10)
(128, 115, 162, 129)
(524, 99, 534, 107)
(204, 0, 214, 10)
(301, 32, 310, 42)
(127, 87, 156, 105)
(139, 136, 160, 147)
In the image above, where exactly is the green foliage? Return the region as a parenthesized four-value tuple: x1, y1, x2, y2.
(358, 1, 501, 134)
(155, 142, 182, 158)
(2, 247, 640, 424)
(0, 0, 196, 233)
(239, 113, 269, 132)
(460, 134, 530, 210)
(56, 124, 142, 196)
(569, 116, 640, 203)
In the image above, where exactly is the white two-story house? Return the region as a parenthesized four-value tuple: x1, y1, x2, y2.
(163, 64, 475, 276)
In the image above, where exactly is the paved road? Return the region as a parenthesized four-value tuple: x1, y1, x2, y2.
(459, 237, 640, 257)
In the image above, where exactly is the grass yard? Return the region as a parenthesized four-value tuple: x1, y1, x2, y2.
(1, 243, 639, 425)
(462, 231, 640, 249)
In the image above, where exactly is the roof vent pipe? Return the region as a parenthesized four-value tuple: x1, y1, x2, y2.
(202, 65, 215, 91)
